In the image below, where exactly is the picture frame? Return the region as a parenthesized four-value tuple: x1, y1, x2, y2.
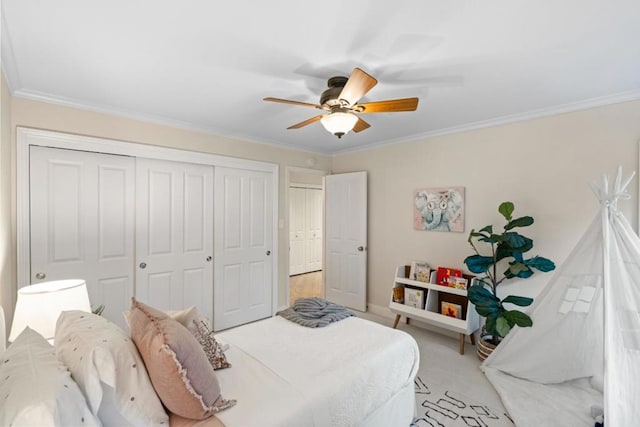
(413, 187, 465, 233)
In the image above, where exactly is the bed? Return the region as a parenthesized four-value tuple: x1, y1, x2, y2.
(0, 303, 420, 427)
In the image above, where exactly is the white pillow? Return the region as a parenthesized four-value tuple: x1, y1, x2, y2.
(55, 310, 169, 426)
(167, 305, 212, 333)
(0, 327, 100, 426)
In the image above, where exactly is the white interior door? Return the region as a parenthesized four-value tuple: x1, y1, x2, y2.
(324, 171, 367, 311)
(305, 188, 323, 272)
(289, 187, 305, 275)
(214, 167, 273, 331)
(135, 158, 214, 321)
(30, 146, 135, 328)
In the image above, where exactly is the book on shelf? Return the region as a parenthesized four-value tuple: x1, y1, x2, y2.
(409, 261, 430, 282)
(392, 285, 404, 303)
(447, 276, 468, 290)
(441, 301, 463, 319)
(404, 287, 425, 309)
(436, 267, 462, 287)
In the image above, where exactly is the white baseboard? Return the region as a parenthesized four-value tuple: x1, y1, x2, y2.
(367, 303, 396, 319)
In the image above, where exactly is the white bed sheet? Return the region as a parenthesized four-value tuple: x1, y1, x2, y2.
(214, 316, 419, 427)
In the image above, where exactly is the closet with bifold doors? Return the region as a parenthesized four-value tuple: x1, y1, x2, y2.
(22, 128, 277, 332)
(289, 186, 323, 276)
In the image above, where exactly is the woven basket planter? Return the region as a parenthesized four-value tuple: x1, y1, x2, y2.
(477, 336, 497, 361)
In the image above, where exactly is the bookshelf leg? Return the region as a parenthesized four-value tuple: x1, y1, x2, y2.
(459, 333, 465, 355)
(392, 314, 401, 329)
(470, 333, 476, 346)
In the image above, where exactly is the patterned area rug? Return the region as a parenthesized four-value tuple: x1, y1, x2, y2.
(412, 375, 513, 427)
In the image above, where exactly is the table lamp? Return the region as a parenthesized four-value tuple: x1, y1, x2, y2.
(9, 279, 92, 343)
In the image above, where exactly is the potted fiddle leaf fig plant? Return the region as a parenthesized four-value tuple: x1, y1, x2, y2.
(464, 201, 555, 357)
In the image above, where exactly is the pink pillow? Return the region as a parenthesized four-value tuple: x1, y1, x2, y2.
(127, 298, 235, 420)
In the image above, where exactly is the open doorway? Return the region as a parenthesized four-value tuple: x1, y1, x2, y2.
(287, 167, 328, 306)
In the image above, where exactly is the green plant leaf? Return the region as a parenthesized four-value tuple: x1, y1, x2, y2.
(467, 284, 500, 304)
(469, 230, 490, 239)
(504, 264, 533, 279)
(495, 244, 514, 263)
(474, 301, 501, 318)
(504, 216, 534, 230)
(478, 233, 503, 244)
(524, 256, 556, 272)
(479, 225, 493, 234)
(502, 295, 534, 306)
(484, 315, 498, 337)
(507, 262, 528, 275)
(498, 202, 514, 221)
(503, 310, 533, 327)
(464, 255, 495, 274)
(495, 316, 511, 337)
(503, 232, 533, 252)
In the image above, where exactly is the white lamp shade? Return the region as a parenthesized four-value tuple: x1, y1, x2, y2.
(320, 112, 358, 136)
(9, 279, 92, 342)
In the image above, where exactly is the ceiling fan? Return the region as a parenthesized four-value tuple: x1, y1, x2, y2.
(264, 67, 419, 139)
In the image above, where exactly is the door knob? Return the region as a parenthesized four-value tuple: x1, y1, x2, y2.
(266, 250, 271, 256)
(206, 256, 212, 262)
(35, 272, 46, 280)
(357, 246, 365, 252)
(139, 262, 147, 269)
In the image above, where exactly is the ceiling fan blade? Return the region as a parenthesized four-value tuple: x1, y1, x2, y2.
(263, 97, 321, 109)
(352, 117, 371, 133)
(357, 97, 419, 113)
(338, 68, 378, 107)
(287, 115, 323, 129)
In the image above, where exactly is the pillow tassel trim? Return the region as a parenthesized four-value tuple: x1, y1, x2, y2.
(160, 342, 236, 416)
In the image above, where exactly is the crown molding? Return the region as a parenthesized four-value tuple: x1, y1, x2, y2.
(11, 88, 334, 155)
(331, 89, 640, 155)
(10, 85, 640, 157)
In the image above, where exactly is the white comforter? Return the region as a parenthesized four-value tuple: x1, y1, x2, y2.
(214, 316, 419, 427)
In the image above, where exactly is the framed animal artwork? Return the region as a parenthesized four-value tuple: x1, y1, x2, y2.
(413, 187, 465, 232)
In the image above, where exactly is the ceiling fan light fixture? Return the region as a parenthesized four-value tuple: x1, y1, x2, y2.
(320, 112, 358, 139)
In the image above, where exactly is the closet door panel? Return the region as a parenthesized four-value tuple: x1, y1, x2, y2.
(289, 187, 305, 275)
(98, 165, 131, 259)
(135, 158, 213, 321)
(215, 167, 273, 331)
(305, 188, 323, 272)
(30, 146, 134, 329)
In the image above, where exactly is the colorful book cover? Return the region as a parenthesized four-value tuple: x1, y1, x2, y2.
(436, 267, 462, 287)
(441, 301, 462, 318)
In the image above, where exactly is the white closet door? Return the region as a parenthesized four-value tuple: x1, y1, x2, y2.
(324, 171, 367, 312)
(289, 187, 306, 275)
(135, 158, 214, 321)
(305, 188, 323, 272)
(214, 167, 273, 331)
(30, 146, 135, 328)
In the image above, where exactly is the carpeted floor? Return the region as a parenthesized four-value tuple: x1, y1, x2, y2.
(357, 311, 513, 427)
(412, 375, 512, 426)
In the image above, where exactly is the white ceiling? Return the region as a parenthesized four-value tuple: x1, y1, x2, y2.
(2, 1, 640, 155)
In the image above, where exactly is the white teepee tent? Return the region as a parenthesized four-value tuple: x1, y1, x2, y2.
(482, 168, 640, 427)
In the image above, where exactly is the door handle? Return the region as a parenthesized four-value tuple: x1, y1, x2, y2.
(35, 272, 46, 280)
(139, 262, 147, 269)
(266, 250, 271, 256)
(206, 256, 212, 262)
(357, 246, 365, 252)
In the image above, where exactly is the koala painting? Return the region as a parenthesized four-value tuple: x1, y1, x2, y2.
(413, 187, 465, 232)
